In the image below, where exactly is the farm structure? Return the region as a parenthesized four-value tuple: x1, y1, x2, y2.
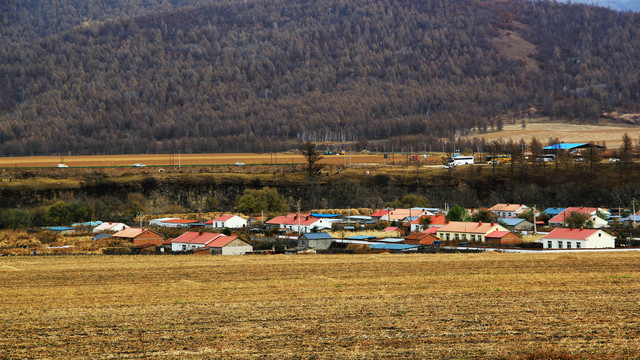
(436, 221, 508, 242)
(205, 215, 247, 229)
(540, 228, 615, 249)
(488, 203, 528, 218)
(298, 232, 334, 249)
(111, 228, 164, 246)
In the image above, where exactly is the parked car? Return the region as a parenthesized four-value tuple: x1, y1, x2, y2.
(234, 162, 245, 166)
(488, 160, 500, 165)
(442, 165, 452, 169)
(57, 163, 68, 168)
(132, 163, 146, 167)
(609, 158, 620, 162)
(573, 157, 584, 162)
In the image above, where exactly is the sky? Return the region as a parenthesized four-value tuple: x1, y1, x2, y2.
(556, 0, 640, 11)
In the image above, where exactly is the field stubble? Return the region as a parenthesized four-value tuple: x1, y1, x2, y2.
(1, 253, 640, 359)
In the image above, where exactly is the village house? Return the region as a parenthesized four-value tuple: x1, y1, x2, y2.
(498, 218, 534, 232)
(170, 231, 224, 252)
(205, 214, 247, 229)
(92, 222, 130, 233)
(111, 228, 164, 246)
(539, 228, 615, 249)
(436, 221, 508, 242)
(206, 235, 253, 255)
(548, 207, 609, 228)
(404, 214, 447, 232)
(404, 231, 439, 245)
(485, 231, 522, 245)
(371, 208, 433, 222)
(266, 214, 332, 233)
(298, 232, 334, 250)
(488, 204, 529, 218)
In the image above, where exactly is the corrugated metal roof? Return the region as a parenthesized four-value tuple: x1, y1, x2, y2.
(300, 232, 333, 240)
(369, 243, 421, 250)
(543, 143, 588, 150)
(310, 213, 341, 218)
(542, 228, 598, 240)
(47, 227, 74, 231)
(347, 235, 377, 240)
(498, 218, 526, 226)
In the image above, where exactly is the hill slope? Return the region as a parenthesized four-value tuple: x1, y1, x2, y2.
(0, 0, 639, 155)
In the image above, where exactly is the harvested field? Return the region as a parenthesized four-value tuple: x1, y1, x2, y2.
(1, 253, 640, 359)
(468, 118, 640, 148)
(0, 152, 391, 168)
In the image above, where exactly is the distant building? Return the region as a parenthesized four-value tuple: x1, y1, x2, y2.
(488, 204, 528, 218)
(540, 228, 615, 249)
(266, 214, 332, 233)
(205, 215, 247, 229)
(498, 218, 534, 232)
(112, 228, 164, 246)
(436, 221, 508, 242)
(404, 232, 439, 245)
(298, 232, 334, 249)
(46, 227, 75, 235)
(485, 231, 521, 245)
(93, 222, 130, 233)
(548, 207, 609, 228)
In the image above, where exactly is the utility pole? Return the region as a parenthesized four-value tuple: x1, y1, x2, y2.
(533, 205, 537, 234)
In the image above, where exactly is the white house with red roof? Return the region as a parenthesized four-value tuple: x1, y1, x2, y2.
(170, 231, 224, 252)
(207, 235, 253, 255)
(436, 221, 508, 242)
(404, 215, 447, 232)
(205, 214, 247, 229)
(266, 214, 331, 233)
(540, 228, 615, 249)
(488, 204, 529, 218)
(548, 207, 609, 228)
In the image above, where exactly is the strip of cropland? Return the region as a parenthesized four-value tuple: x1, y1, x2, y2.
(1, 252, 639, 359)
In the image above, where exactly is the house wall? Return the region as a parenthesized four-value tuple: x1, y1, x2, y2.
(224, 217, 247, 228)
(487, 233, 521, 245)
(171, 242, 206, 252)
(308, 239, 333, 250)
(543, 231, 615, 249)
(132, 231, 164, 246)
(437, 225, 504, 242)
(217, 239, 253, 255)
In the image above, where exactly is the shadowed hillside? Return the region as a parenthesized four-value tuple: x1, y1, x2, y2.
(0, 0, 639, 155)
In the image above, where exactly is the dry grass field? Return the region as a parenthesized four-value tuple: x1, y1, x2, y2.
(0, 152, 389, 168)
(467, 118, 640, 148)
(2, 253, 640, 359)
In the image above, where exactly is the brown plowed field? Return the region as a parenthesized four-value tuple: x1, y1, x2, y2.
(0, 152, 391, 168)
(1, 253, 639, 359)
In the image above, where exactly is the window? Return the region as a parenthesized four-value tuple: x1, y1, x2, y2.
(558, 241, 563, 249)
(446, 234, 450, 240)
(547, 241, 552, 248)
(182, 245, 186, 250)
(567, 242, 571, 249)
(471, 235, 476, 241)
(462, 234, 467, 240)
(576, 242, 581, 249)
(455, 234, 459, 240)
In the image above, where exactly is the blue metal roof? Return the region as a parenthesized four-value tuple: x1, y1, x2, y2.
(347, 235, 377, 240)
(498, 217, 526, 226)
(47, 227, 74, 231)
(310, 213, 341, 218)
(543, 207, 566, 216)
(92, 233, 112, 241)
(543, 143, 587, 150)
(300, 232, 333, 240)
(369, 243, 421, 250)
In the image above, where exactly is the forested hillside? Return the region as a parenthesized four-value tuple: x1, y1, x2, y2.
(1, 0, 639, 155)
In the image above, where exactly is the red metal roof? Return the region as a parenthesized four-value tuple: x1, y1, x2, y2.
(549, 207, 597, 223)
(542, 228, 599, 240)
(171, 231, 223, 244)
(407, 215, 447, 226)
(371, 209, 391, 217)
(485, 231, 511, 238)
(383, 227, 399, 232)
(422, 227, 439, 234)
(113, 228, 147, 238)
(206, 235, 237, 248)
(266, 214, 320, 226)
(164, 219, 199, 224)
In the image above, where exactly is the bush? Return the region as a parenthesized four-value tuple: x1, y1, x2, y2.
(103, 247, 133, 255)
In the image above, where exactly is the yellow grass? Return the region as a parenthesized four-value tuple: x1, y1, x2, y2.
(467, 118, 640, 148)
(1, 253, 639, 359)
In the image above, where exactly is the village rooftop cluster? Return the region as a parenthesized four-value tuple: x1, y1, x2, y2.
(44, 203, 640, 255)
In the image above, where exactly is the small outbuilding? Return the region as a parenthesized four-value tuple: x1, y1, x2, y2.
(298, 232, 334, 250)
(485, 231, 522, 245)
(112, 228, 164, 246)
(404, 232, 439, 245)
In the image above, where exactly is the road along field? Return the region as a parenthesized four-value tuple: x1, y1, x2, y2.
(0, 152, 396, 168)
(1, 252, 639, 359)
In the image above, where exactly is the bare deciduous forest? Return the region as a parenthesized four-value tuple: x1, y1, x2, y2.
(0, 0, 639, 155)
